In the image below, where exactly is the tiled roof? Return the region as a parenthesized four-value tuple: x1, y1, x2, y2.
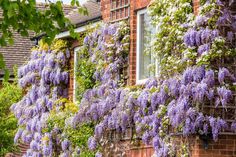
(0, 32, 35, 76)
(36, 3, 76, 15)
(0, 3, 75, 76)
(66, 0, 101, 26)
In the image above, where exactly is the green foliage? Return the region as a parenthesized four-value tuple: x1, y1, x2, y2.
(65, 123, 95, 157)
(75, 46, 96, 102)
(148, 0, 194, 77)
(0, 81, 23, 156)
(0, 53, 10, 81)
(0, 0, 87, 46)
(46, 99, 95, 156)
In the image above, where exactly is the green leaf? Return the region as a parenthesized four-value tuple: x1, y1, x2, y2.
(0, 53, 6, 69)
(8, 38, 14, 45)
(3, 69, 9, 82)
(71, 0, 75, 6)
(78, 7, 88, 16)
(20, 30, 29, 36)
(75, 0, 80, 7)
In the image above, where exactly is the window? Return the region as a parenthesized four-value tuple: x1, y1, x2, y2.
(110, 0, 130, 22)
(73, 46, 82, 103)
(136, 9, 159, 84)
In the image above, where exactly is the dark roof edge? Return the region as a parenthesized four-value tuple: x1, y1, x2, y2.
(32, 16, 102, 40)
(74, 15, 102, 28)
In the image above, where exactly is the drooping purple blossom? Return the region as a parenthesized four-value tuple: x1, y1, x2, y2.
(95, 151, 103, 157)
(197, 43, 210, 55)
(218, 67, 235, 84)
(14, 128, 23, 143)
(209, 117, 228, 141)
(184, 29, 197, 47)
(182, 67, 193, 85)
(195, 15, 208, 26)
(61, 139, 70, 151)
(142, 131, 151, 145)
(88, 136, 97, 150)
(202, 69, 215, 87)
(216, 87, 232, 107)
(231, 121, 236, 131)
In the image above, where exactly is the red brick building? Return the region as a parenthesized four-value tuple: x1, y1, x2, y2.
(64, 0, 236, 156)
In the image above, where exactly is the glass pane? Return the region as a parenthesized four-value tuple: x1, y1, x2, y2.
(138, 12, 156, 80)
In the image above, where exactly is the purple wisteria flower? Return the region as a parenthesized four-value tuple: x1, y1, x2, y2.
(231, 121, 236, 131)
(142, 131, 151, 145)
(184, 29, 197, 47)
(95, 151, 102, 157)
(201, 28, 211, 44)
(14, 128, 23, 143)
(61, 139, 70, 151)
(193, 82, 208, 103)
(192, 66, 205, 82)
(95, 124, 103, 138)
(88, 136, 97, 150)
(216, 87, 232, 107)
(195, 15, 208, 26)
(182, 67, 193, 85)
(227, 31, 234, 43)
(217, 9, 231, 26)
(145, 78, 158, 89)
(209, 117, 228, 141)
(202, 69, 215, 87)
(218, 67, 230, 84)
(197, 43, 210, 55)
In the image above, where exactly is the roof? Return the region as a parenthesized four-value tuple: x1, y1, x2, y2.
(0, 3, 75, 76)
(0, 32, 35, 76)
(66, 0, 101, 26)
(36, 3, 76, 15)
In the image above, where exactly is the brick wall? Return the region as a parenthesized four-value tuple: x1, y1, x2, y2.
(100, 0, 110, 22)
(68, 50, 74, 101)
(190, 135, 236, 157)
(193, 0, 200, 15)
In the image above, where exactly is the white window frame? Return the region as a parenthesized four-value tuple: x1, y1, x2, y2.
(136, 9, 159, 85)
(73, 46, 82, 103)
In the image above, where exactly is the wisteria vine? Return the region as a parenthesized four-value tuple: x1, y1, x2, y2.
(11, 40, 70, 157)
(72, 0, 236, 157)
(11, 0, 236, 157)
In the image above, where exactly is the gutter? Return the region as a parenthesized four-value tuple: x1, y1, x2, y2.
(56, 17, 102, 39)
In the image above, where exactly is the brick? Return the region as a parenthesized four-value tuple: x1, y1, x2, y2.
(221, 150, 235, 156)
(220, 140, 234, 145)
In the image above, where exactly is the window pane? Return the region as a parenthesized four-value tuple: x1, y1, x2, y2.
(138, 12, 155, 80)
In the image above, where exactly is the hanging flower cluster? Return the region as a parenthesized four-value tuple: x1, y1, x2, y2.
(72, 21, 130, 155)
(83, 22, 130, 85)
(11, 40, 70, 157)
(183, 0, 236, 65)
(73, 64, 235, 156)
(148, 0, 194, 76)
(10, 0, 236, 156)
(71, 1, 236, 157)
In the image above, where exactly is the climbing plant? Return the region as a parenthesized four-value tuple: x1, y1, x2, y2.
(148, 0, 194, 77)
(70, 0, 236, 156)
(0, 80, 23, 156)
(11, 39, 72, 156)
(11, 0, 236, 156)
